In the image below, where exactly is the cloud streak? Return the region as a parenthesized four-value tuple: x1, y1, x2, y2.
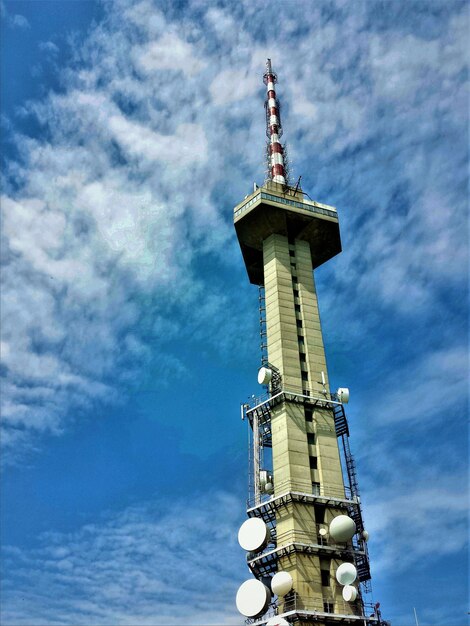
(1, 492, 245, 625)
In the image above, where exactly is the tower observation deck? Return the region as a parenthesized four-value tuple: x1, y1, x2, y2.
(234, 61, 389, 626)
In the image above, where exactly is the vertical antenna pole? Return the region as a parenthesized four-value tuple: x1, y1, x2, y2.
(264, 59, 287, 185)
(253, 409, 260, 505)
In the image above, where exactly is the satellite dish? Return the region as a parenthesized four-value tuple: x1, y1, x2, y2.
(362, 530, 369, 542)
(342, 585, 358, 602)
(236, 579, 271, 618)
(258, 367, 272, 385)
(336, 562, 357, 586)
(266, 618, 290, 626)
(238, 518, 270, 552)
(337, 387, 350, 403)
(319, 527, 328, 537)
(271, 571, 293, 596)
(329, 515, 356, 542)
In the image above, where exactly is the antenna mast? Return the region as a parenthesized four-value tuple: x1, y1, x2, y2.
(264, 59, 287, 185)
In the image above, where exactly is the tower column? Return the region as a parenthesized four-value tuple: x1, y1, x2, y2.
(234, 59, 382, 626)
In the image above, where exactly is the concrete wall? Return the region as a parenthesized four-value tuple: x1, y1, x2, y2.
(263, 233, 353, 616)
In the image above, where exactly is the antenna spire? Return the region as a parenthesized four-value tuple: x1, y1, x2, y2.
(263, 59, 287, 185)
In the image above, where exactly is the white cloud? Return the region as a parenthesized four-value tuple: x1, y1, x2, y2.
(365, 473, 468, 574)
(108, 115, 208, 166)
(1, 1, 29, 29)
(374, 345, 468, 425)
(133, 32, 206, 76)
(210, 69, 259, 106)
(1, 492, 246, 625)
(39, 41, 59, 55)
(11, 13, 29, 29)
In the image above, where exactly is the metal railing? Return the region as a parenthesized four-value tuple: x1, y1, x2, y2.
(274, 527, 363, 553)
(234, 189, 338, 221)
(245, 388, 342, 416)
(246, 597, 381, 625)
(247, 479, 355, 510)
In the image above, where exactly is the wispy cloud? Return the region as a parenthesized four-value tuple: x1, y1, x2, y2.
(365, 472, 468, 574)
(363, 344, 468, 427)
(1, 492, 245, 625)
(1, 1, 30, 30)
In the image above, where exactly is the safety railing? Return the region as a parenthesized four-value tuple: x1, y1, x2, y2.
(246, 596, 381, 625)
(273, 527, 362, 552)
(234, 189, 338, 221)
(247, 478, 355, 510)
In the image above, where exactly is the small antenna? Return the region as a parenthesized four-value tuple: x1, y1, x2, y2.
(318, 371, 327, 396)
(413, 607, 420, 626)
(294, 175, 302, 195)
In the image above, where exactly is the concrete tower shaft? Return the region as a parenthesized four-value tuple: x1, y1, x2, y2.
(265, 233, 349, 618)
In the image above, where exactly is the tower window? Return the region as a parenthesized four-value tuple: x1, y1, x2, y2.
(323, 601, 334, 612)
(295, 303, 301, 313)
(296, 319, 302, 329)
(307, 433, 316, 445)
(300, 352, 306, 362)
(312, 482, 320, 495)
(309, 456, 318, 469)
(305, 408, 313, 422)
(301, 371, 308, 382)
(314, 504, 325, 523)
(321, 569, 330, 587)
(293, 289, 299, 298)
(289, 250, 295, 257)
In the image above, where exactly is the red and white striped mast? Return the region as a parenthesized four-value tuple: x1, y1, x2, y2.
(264, 58, 287, 185)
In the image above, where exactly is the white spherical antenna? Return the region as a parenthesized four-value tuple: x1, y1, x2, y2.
(336, 562, 357, 586)
(329, 515, 356, 542)
(362, 530, 369, 542)
(266, 617, 290, 626)
(238, 517, 270, 552)
(264, 482, 274, 494)
(342, 585, 358, 602)
(258, 367, 273, 385)
(271, 571, 293, 596)
(319, 528, 328, 537)
(236, 579, 271, 618)
(337, 387, 350, 403)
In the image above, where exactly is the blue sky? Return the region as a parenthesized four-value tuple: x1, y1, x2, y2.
(0, 1, 468, 624)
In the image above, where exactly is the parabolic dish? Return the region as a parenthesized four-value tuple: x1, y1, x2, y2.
(271, 571, 293, 596)
(329, 515, 356, 542)
(236, 579, 271, 618)
(336, 562, 357, 586)
(238, 517, 270, 552)
(362, 530, 369, 542)
(258, 367, 272, 385)
(266, 618, 290, 626)
(342, 585, 358, 602)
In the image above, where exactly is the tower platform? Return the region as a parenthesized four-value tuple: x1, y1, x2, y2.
(234, 181, 341, 285)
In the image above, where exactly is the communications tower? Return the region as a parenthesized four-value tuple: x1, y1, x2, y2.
(234, 60, 388, 626)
